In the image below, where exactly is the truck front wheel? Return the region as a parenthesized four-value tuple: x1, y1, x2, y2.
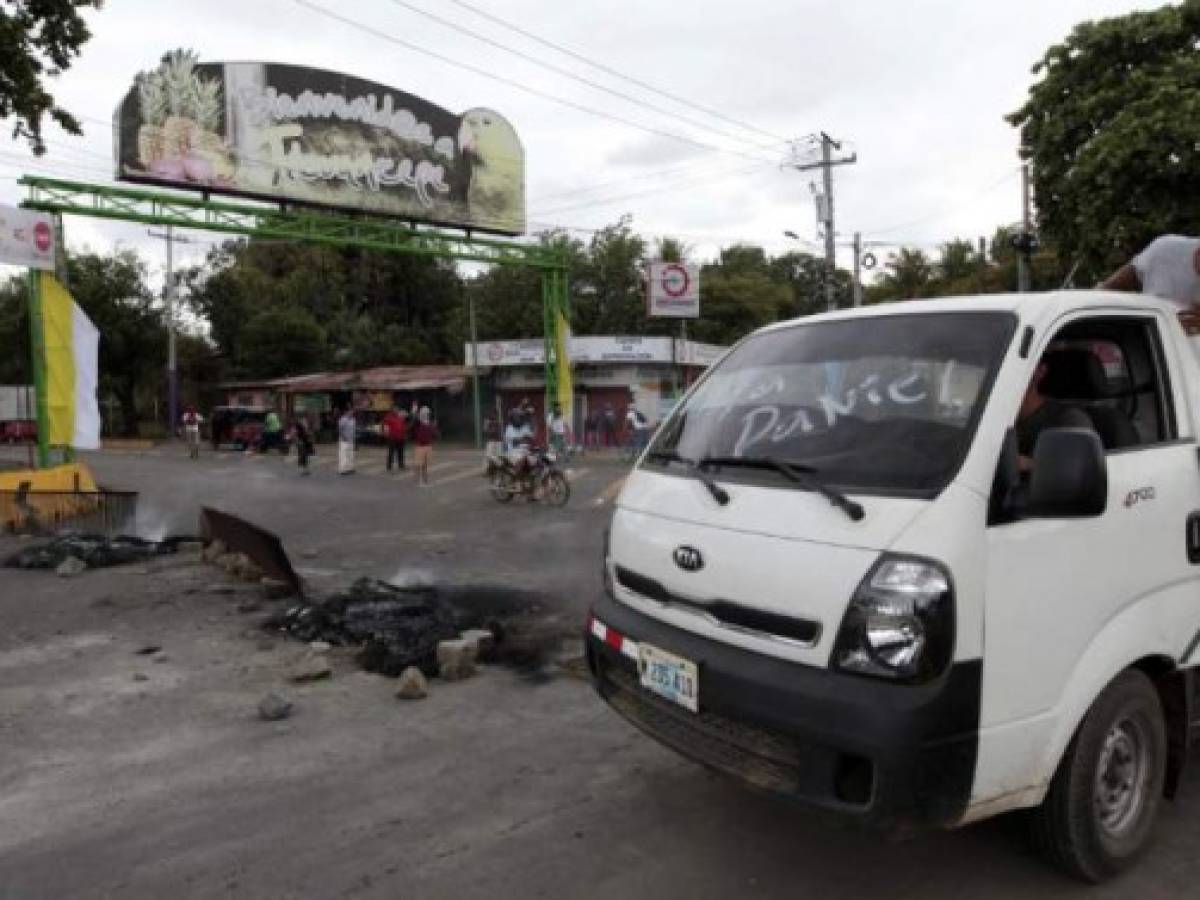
(1031, 669, 1167, 882)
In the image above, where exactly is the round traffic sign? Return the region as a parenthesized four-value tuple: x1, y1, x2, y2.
(660, 263, 690, 298)
(33, 221, 52, 253)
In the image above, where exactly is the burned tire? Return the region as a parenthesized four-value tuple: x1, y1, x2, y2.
(545, 471, 570, 507)
(1030, 669, 1166, 882)
(490, 471, 516, 503)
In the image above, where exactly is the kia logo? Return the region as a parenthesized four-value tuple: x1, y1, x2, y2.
(673, 545, 704, 572)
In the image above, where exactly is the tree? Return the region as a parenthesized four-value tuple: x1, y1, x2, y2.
(693, 266, 788, 346)
(768, 250, 849, 318)
(183, 236, 466, 375)
(654, 236, 691, 264)
(0, 275, 30, 384)
(0, 0, 102, 155)
(1008, 2, 1200, 281)
(239, 306, 326, 378)
(937, 239, 979, 282)
(573, 215, 652, 335)
(877, 248, 934, 299)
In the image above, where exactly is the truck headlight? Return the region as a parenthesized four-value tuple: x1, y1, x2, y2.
(832, 555, 954, 683)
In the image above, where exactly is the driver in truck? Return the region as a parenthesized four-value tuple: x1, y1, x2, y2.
(1014, 357, 1093, 473)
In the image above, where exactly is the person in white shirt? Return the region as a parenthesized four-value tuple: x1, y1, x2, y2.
(546, 403, 568, 456)
(503, 409, 534, 476)
(181, 406, 203, 460)
(503, 409, 533, 452)
(625, 403, 650, 452)
(1102, 235, 1200, 343)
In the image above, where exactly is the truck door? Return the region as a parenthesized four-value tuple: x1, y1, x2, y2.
(976, 311, 1200, 804)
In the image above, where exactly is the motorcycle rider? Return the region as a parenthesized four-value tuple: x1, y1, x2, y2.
(504, 407, 536, 487)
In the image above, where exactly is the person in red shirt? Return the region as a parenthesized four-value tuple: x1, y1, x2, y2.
(412, 406, 438, 486)
(382, 405, 409, 472)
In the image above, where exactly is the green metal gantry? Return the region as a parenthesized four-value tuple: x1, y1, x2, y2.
(21, 176, 571, 429)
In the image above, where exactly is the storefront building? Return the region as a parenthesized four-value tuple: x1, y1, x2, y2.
(465, 335, 726, 443)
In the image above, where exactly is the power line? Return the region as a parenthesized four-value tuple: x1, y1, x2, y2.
(385, 0, 784, 157)
(532, 156, 771, 206)
(289, 0, 780, 165)
(446, 0, 789, 145)
(533, 160, 775, 217)
(865, 167, 1020, 235)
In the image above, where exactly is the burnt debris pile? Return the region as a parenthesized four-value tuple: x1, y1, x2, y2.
(5, 533, 196, 570)
(273, 578, 461, 677)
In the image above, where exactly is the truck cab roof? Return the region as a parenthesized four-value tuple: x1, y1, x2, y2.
(760, 290, 1181, 336)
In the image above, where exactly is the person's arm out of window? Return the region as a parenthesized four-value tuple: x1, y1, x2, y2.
(1100, 264, 1140, 292)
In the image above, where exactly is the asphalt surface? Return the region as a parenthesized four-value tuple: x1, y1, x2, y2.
(2, 444, 1199, 899)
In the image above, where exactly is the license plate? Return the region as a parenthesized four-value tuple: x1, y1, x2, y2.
(638, 643, 699, 713)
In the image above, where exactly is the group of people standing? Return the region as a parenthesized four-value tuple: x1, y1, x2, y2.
(336, 402, 438, 486)
(581, 402, 649, 452)
(487, 396, 651, 458)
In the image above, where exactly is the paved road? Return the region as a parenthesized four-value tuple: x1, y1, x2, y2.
(1, 446, 1198, 899)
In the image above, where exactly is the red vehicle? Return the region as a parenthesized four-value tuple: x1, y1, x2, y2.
(209, 406, 289, 453)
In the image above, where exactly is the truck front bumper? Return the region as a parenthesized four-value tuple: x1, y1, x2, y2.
(587, 592, 981, 831)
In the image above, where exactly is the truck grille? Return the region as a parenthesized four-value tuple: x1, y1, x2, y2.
(615, 566, 820, 647)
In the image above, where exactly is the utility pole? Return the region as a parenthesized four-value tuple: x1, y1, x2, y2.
(977, 236, 987, 293)
(148, 227, 191, 437)
(851, 231, 863, 307)
(1017, 162, 1032, 293)
(467, 288, 482, 450)
(785, 132, 857, 311)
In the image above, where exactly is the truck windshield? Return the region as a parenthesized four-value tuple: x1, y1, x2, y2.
(645, 311, 1016, 496)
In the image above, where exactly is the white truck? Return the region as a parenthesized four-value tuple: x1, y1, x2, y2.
(588, 291, 1200, 881)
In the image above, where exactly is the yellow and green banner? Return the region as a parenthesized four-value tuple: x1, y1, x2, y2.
(36, 272, 101, 450)
(553, 309, 573, 422)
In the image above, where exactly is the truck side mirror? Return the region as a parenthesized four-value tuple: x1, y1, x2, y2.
(1027, 428, 1107, 518)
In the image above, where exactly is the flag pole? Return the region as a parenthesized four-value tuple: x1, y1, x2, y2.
(26, 270, 50, 468)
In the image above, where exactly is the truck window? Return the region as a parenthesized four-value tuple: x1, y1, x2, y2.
(1038, 316, 1176, 450)
(644, 311, 1016, 496)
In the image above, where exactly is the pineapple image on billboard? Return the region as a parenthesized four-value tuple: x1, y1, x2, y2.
(115, 51, 526, 235)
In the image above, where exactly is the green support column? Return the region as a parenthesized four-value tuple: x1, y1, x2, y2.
(541, 271, 556, 418)
(26, 270, 50, 468)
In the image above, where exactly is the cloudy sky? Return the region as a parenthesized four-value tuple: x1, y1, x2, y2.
(0, 0, 1170, 282)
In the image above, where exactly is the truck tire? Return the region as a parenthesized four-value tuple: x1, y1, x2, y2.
(1030, 669, 1166, 882)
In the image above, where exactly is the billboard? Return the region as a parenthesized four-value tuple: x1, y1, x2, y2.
(647, 262, 700, 318)
(0, 205, 55, 270)
(115, 51, 526, 234)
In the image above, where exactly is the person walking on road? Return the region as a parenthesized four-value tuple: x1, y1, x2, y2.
(337, 408, 357, 475)
(181, 405, 202, 459)
(625, 402, 650, 456)
(382, 404, 408, 472)
(294, 415, 315, 475)
(261, 408, 284, 453)
(601, 403, 617, 447)
(584, 410, 599, 451)
(547, 402, 568, 458)
(413, 406, 438, 486)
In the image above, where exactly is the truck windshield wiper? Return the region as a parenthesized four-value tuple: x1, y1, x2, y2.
(697, 455, 864, 521)
(644, 449, 730, 506)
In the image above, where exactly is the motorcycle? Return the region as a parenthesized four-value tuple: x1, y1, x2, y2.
(485, 446, 570, 506)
